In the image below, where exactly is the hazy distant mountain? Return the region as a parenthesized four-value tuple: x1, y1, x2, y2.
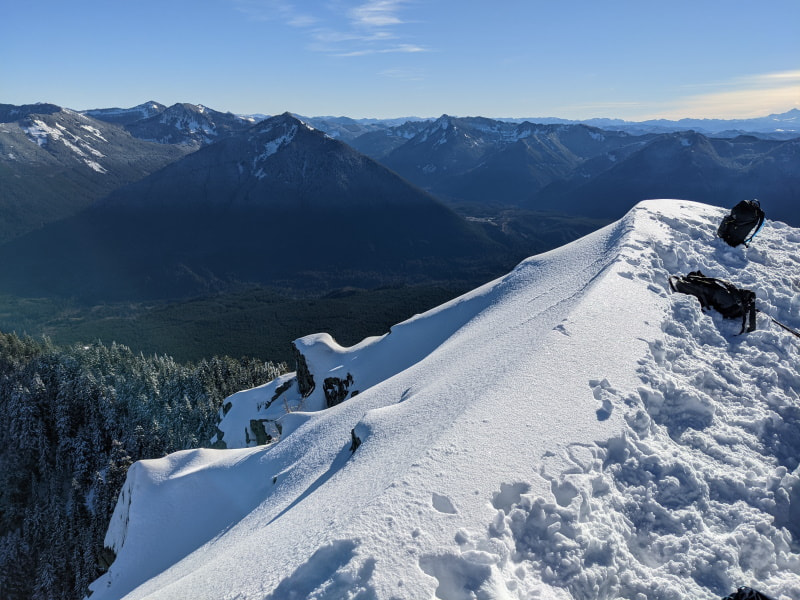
(375, 115, 652, 205)
(632, 108, 800, 136)
(347, 119, 432, 159)
(0, 103, 191, 243)
(83, 101, 167, 125)
(0, 113, 507, 301)
(299, 115, 427, 144)
(533, 132, 800, 224)
(518, 108, 800, 138)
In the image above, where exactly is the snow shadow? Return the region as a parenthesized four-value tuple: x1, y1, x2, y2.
(263, 540, 377, 600)
(419, 553, 494, 600)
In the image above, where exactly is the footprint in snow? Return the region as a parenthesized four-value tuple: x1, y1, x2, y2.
(589, 378, 615, 421)
(432, 493, 458, 514)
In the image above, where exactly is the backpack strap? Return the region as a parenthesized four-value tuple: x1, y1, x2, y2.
(743, 213, 765, 246)
(742, 200, 765, 247)
(758, 309, 800, 339)
(739, 289, 757, 333)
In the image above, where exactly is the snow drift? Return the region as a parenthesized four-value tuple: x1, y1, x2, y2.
(88, 199, 800, 600)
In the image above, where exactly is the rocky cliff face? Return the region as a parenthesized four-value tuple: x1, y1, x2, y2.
(293, 342, 315, 399)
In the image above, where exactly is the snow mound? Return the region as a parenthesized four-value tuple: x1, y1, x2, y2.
(89, 200, 800, 600)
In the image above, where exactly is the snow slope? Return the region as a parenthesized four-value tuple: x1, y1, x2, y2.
(88, 200, 800, 600)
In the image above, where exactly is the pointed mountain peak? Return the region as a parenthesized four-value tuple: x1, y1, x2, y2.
(251, 112, 313, 140)
(434, 114, 454, 127)
(246, 113, 328, 173)
(132, 101, 167, 117)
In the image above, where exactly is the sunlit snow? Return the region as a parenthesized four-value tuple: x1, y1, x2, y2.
(84, 159, 108, 173)
(88, 200, 800, 600)
(81, 124, 109, 142)
(22, 117, 109, 173)
(252, 124, 298, 178)
(23, 119, 62, 146)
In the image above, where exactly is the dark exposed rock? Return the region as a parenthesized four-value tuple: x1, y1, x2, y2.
(349, 428, 362, 453)
(249, 419, 273, 446)
(293, 343, 315, 397)
(271, 379, 293, 401)
(210, 425, 227, 449)
(323, 372, 354, 408)
(98, 546, 116, 572)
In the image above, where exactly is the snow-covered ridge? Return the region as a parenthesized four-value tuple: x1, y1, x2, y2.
(90, 200, 800, 600)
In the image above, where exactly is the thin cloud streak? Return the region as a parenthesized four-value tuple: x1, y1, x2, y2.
(349, 0, 408, 27)
(337, 44, 427, 57)
(232, 0, 424, 58)
(232, 0, 316, 26)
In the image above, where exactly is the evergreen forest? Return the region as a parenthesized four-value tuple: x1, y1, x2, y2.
(0, 331, 285, 599)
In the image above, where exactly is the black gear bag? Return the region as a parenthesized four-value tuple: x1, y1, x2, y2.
(717, 199, 765, 247)
(669, 270, 757, 334)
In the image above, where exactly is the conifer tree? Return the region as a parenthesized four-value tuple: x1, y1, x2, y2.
(0, 331, 286, 600)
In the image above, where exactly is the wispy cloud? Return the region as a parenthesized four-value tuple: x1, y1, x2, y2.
(645, 70, 800, 119)
(232, 0, 429, 57)
(349, 0, 407, 27)
(232, 0, 318, 26)
(337, 43, 427, 57)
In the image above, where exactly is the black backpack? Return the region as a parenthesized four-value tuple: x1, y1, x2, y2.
(669, 270, 756, 333)
(722, 586, 776, 600)
(717, 199, 765, 247)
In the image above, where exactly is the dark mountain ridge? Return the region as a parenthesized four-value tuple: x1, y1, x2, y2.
(533, 131, 800, 223)
(0, 105, 191, 243)
(0, 113, 508, 302)
(0, 102, 62, 122)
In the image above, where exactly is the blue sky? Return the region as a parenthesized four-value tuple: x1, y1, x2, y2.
(3, 0, 798, 120)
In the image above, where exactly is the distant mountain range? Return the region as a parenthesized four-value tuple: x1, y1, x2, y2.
(1, 100, 798, 304)
(0, 112, 508, 301)
(298, 108, 800, 140)
(361, 115, 800, 224)
(81, 103, 800, 143)
(495, 108, 800, 138)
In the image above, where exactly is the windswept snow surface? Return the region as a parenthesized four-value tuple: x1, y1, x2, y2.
(89, 200, 800, 600)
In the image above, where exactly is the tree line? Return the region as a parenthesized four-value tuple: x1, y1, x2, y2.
(0, 331, 286, 599)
